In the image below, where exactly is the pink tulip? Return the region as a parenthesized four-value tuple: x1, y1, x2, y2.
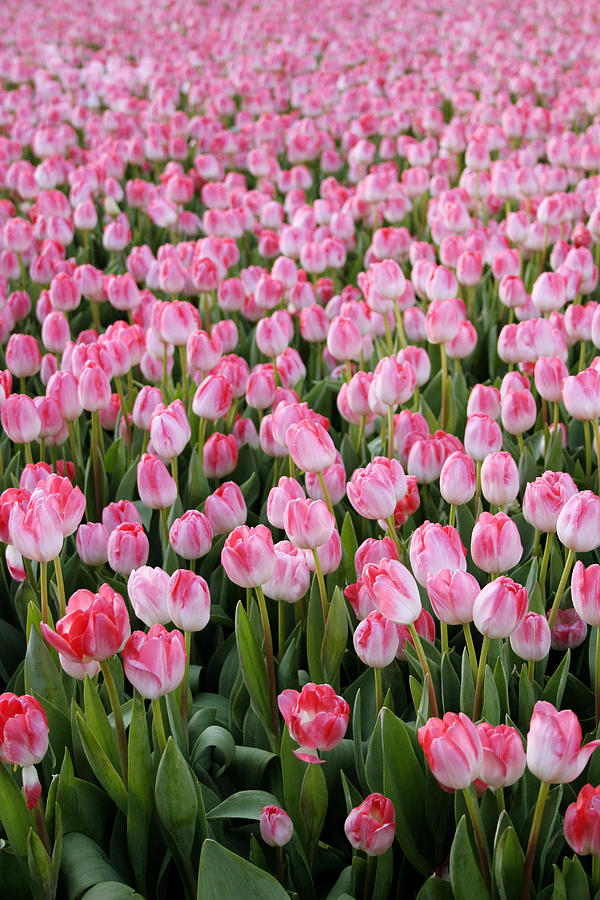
(480, 451, 519, 507)
(1, 394, 41, 444)
(203, 432, 238, 479)
(107, 522, 149, 575)
(409, 521, 466, 586)
(76, 522, 109, 567)
(278, 683, 349, 763)
(353, 611, 399, 668)
(286, 420, 336, 473)
(9, 493, 63, 563)
(418, 712, 483, 791)
(149, 400, 191, 459)
(361, 558, 421, 625)
(192, 374, 233, 421)
(564, 784, 600, 856)
(41, 584, 130, 665)
(344, 794, 396, 856)
(122, 625, 186, 700)
(167, 569, 211, 632)
(439, 451, 476, 506)
(169, 510, 213, 560)
(476, 723, 526, 789)
(0, 693, 48, 808)
(523, 471, 578, 533)
(571, 561, 600, 627)
(526, 701, 600, 784)
(549, 609, 588, 651)
(557, 491, 600, 553)
(510, 612, 552, 661)
(470, 512, 522, 574)
(262, 541, 310, 603)
(464, 414, 503, 461)
(473, 576, 527, 638)
(127, 566, 171, 626)
(204, 482, 246, 534)
(260, 806, 294, 847)
(426, 569, 480, 625)
(221, 524, 276, 588)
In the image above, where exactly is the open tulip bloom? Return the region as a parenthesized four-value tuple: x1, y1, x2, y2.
(5, 2, 600, 896)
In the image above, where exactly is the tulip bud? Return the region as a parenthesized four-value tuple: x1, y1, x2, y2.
(344, 794, 396, 856)
(260, 806, 294, 847)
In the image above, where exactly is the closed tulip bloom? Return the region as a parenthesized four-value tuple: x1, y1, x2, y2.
(571, 561, 600, 627)
(0, 693, 48, 809)
(283, 498, 335, 550)
(549, 608, 587, 651)
(426, 568, 480, 625)
(6, 334, 41, 378)
(327, 315, 363, 362)
(9, 494, 63, 563)
(418, 712, 483, 791)
(396, 346, 430, 387)
(102, 499, 143, 533)
(372, 356, 416, 408)
(262, 541, 311, 603)
(167, 569, 211, 632)
(33, 474, 85, 537)
(137, 453, 177, 509)
(473, 576, 527, 638)
(347, 463, 398, 520)
(409, 521, 466, 586)
(531, 271, 567, 313)
(396, 607, 435, 660)
(128, 566, 170, 626)
(169, 510, 212, 560)
(510, 612, 552, 661)
(1, 394, 41, 444)
(564, 784, 600, 857)
(562, 369, 600, 420)
(476, 723, 526, 789)
(123, 625, 186, 700)
(467, 384, 501, 420)
(278, 683, 349, 763)
(260, 806, 294, 848)
(222, 524, 276, 588)
(150, 400, 191, 459)
(501, 389, 537, 434)
(439, 451, 476, 506)
(76, 522, 109, 567)
(407, 436, 446, 484)
(132, 386, 163, 431)
(471, 512, 522, 573)
(344, 794, 396, 856)
(205, 481, 246, 534)
(41, 584, 130, 664)
(526, 701, 600, 784)
(46, 371, 83, 421)
(464, 414, 503, 461)
(78, 363, 111, 412)
(192, 374, 233, 421)
(557, 491, 600, 553)
(523, 471, 578, 533)
(353, 611, 399, 668)
(534, 357, 568, 404)
(286, 420, 336, 473)
(361, 558, 422, 625)
(256, 316, 290, 358)
(425, 298, 462, 344)
(267, 477, 305, 529)
(159, 301, 200, 346)
(480, 451, 519, 507)
(203, 432, 238, 479)
(107, 522, 149, 575)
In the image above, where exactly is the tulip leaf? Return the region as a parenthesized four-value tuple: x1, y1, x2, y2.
(541, 650, 570, 708)
(306, 577, 325, 683)
(482, 667, 500, 725)
(234, 601, 272, 739)
(197, 839, 288, 900)
(115, 460, 138, 503)
(0, 762, 31, 858)
(280, 725, 307, 845)
(56, 750, 113, 845)
(27, 828, 53, 898)
(381, 708, 434, 876)
(416, 877, 454, 899)
(440, 651, 461, 714)
(155, 737, 198, 874)
(449, 815, 491, 899)
(127, 692, 153, 895)
(186, 449, 209, 508)
(81, 884, 144, 900)
(321, 586, 347, 689)
(75, 712, 128, 814)
(352, 689, 369, 794)
(460, 648, 476, 715)
(340, 511, 358, 585)
(25, 621, 69, 717)
(83, 676, 120, 772)
(206, 789, 280, 820)
(60, 832, 127, 900)
(562, 855, 590, 900)
(493, 825, 524, 900)
(299, 762, 328, 846)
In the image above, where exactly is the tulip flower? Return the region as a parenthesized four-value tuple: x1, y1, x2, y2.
(260, 806, 294, 848)
(0, 693, 48, 809)
(278, 683, 349, 763)
(344, 793, 396, 856)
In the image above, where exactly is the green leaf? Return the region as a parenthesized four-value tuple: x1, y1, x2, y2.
(441, 651, 461, 714)
(0, 763, 31, 857)
(416, 876, 455, 899)
(55, 750, 114, 844)
(518, 663, 535, 734)
(60, 833, 126, 900)
(83, 676, 119, 772)
(449, 816, 491, 900)
(27, 828, 52, 899)
(493, 826, 524, 900)
(155, 737, 198, 864)
(482, 667, 500, 726)
(321, 586, 347, 688)
(75, 713, 127, 814)
(115, 460, 138, 502)
(25, 621, 69, 717)
(81, 884, 144, 900)
(299, 762, 328, 846)
(562, 855, 590, 900)
(197, 839, 288, 899)
(306, 577, 325, 683)
(381, 709, 434, 876)
(207, 789, 280, 820)
(460, 647, 475, 715)
(234, 601, 272, 737)
(127, 693, 153, 895)
(340, 512, 358, 585)
(187, 449, 209, 507)
(541, 650, 570, 708)
(280, 725, 307, 845)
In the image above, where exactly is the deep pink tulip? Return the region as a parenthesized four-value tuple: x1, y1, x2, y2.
(353, 610, 399, 668)
(470, 511, 522, 574)
(526, 702, 600, 783)
(0, 693, 48, 809)
(107, 522, 149, 575)
(192, 374, 233, 421)
(476, 723, 526, 789)
(344, 794, 396, 856)
(123, 625, 186, 700)
(418, 712, 483, 791)
(564, 784, 600, 856)
(41, 584, 130, 664)
(361, 558, 421, 625)
(278, 683, 349, 763)
(203, 432, 238, 479)
(409, 521, 466, 586)
(137, 453, 177, 509)
(473, 576, 527, 638)
(549, 608, 588, 651)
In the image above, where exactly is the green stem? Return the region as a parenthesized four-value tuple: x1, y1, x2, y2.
(521, 781, 550, 900)
(171, 456, 179, 497)
(547, 548, 575, 631)
(440, 343, 448, 431)
(180, 631, 191, 724)
(40, 561, 49, 625)
(463, 622, 478, 680)
(532, 529, 540, 558)
(311, 549, 329, 624)
(33, 801, 51, 855)
(278, 601, 285, 660)
(255, 586, 280, 745)
(363, 854, 377, 900)
(584, 419, 592, 488)
(99, 659, 128, 785)
(408, 624, 438, 717)
(448, 504, 456, 528)
(440, 622, 448, 655)
(392, 302, 406, 348)
(386, 516, 403, 556)
(151, 697, 168, 755)
(593, 419, 600, 495)
(474, 460, 482, 519)
(91, 412, 102, 517)
(595, 626, 600, 732)
(497, 786, 505, 814)
(538, 532, 553, 602)
(472, 634, 490, 721)
(317, 470, 335, 518)
(24, 442, 33, 465)
(374, 667, 383, 715)
(197, 417, 206, 463)
(387, 405, 395, 459)
(517, 433, 525, 456)
(593, 856, 600, 895)
(159, 507, 170, 551)
(178, 345, 189, 411)
(53, 554, 66, 618)
(462, 786, 491, 892)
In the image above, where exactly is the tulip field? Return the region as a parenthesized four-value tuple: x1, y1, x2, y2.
(6, 0, 600, 897)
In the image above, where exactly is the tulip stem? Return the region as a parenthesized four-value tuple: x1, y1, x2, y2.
(171, 456, 179, 497)
(40, 561, 49, 626)
(497, 786, 505, 814)
(472, 634, 490, 721)
(440, 343, 448, 431)
(24, 442, 33, 465)
(99, 659, 128, 785)
(90, 412, 102, 517)
(521, 780, 550, 900)
(180, 631, 191, 723)
(387, 406, 395, 459)
(178, 346, 189, 411)
(538, 532, 553, 601)
(151, 697, 168, 755)
(317, 471, 335, 518)
(595, 626, 600, 731)
(374, 666, 383, 715)
(547, 548, 575, 631)
(197, 417, 206, 463)
(440, 622, 448, 655)
(517, 433, 525, 455)
(311, 549, 329, 624)
(408, 623, 438, 717)
(53, 554, 66, 618)
(593, 419, 600, 494)
(392, 302, 406, 348)
(278, 601, 285, 659)
(448, 504, 456, 528)
(584, 420, 592, 488)
(462, 786, 491, 892)
(474, 460, 482, 519)
(33, 800, 51, 855)
(159, 507, 170, 552)
(255, 585, 281, 745)
(386, 517, 403, 557)
(532, 529, 540, 557)
(363, 855, 377, 900)
(593, 856, 600, 894)
(276, 845, 284, 886)
(463, 623, 478, 680)
(115, 377, 131, 444)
